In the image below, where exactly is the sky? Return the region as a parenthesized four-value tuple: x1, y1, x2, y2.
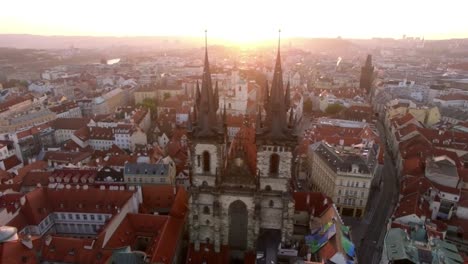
(1, 0, 467, 43)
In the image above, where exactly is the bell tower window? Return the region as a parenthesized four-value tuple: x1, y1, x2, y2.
(203, 151, 211, 173)
(269, 153, 280, 175)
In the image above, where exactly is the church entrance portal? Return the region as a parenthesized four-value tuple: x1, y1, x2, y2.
(228, 200, 248, 251)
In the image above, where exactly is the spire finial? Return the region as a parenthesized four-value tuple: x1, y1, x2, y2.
(205, 29, 208, 52)
(278, 29, 281, 52)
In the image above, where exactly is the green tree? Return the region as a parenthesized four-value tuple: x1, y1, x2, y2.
(138, 98, 158, 117)
(163, 92, 171, 100)
(303, 98, 313, 114)
(325, 103, 344, 115)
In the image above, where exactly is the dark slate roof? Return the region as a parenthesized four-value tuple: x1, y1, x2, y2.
(314, 143, 370, 174)
(124, 163, 170, 177)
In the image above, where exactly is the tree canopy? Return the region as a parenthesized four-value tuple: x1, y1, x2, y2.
(325, 103, 344, 115)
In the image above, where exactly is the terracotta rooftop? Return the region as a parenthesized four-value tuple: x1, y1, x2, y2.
(293, 192, 331, 217)
(53, 117, 90, 130)
(1, 155, 22, 171)
(44, 151, 92, 165)
(394, 192, 431, 219)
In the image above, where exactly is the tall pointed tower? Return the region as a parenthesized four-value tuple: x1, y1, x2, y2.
(188, 31, 296, 260)
(188, 31, 225, 254)
(255, 30, 295, 244)
(359, 54, 374, 95)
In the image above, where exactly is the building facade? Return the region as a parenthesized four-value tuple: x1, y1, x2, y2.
(309, 142, 375, 218)
(188, 39, 296, 260)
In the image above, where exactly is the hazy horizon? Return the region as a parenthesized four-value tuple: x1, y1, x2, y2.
(2, 0, 468, 45)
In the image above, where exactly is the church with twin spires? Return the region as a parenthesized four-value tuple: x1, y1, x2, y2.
(188, 32, 297, 259)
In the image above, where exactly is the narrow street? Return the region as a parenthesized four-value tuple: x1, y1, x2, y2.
(357, 121, 399, 264)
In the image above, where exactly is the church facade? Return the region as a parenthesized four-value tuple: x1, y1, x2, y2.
(188, 35, 297, 258)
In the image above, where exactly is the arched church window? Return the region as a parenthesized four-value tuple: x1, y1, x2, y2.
(238, 86, 241, 92)
(202, 181, 208, 187)
(202, 151, 210, 173)
(203, 205, 210, 215)
(265, 185, 272, 191)
(197, 155, 201, 167)
(206, 219, 210, 225)
(269, 153, 280, 175)
(228, 103, 232, 109)
(269, 200, 274, 208)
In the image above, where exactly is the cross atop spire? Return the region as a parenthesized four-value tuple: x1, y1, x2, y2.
(278, 29, 281, 53)
(205, 29, 208, 53)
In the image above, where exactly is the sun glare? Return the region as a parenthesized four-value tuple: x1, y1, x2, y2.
(0, 0, 467, 40)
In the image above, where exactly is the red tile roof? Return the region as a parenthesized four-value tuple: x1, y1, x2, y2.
(105, 213, 167, 249)
(436, 94, 468, 101)
(8, 187, 135, 226)
(394, 192, 431, 219)
(0, 192, 23, 213)
(12, 161, 48, 184)
(73, 127, 90, 141)
(53, 118, 90, 130)
(151, 217, 185, 263)
(228, 125, 257, 175)
(0, 240, 38, 264)
(393, 113, 415, 127)
(49, 101, 79, 113)
(44, 151, 92, 165)
(293, 192, 331, 216)
(401, 157, 424, 177)
(2, 155, 22, 171)
(0, 95, 32, 113)
(21, 171, 51, 188)
(89, 127, 114, 140)
(139, 185, 176, 214)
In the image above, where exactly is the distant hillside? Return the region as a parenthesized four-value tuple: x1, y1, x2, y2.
(0, 34, 360, 53)
(0, 34, 201, 50)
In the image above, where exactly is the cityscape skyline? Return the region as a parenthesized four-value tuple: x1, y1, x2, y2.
(2, 0, 468, 44)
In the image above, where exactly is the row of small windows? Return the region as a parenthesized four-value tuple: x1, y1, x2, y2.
(56, 213, 106, 221)
(126, 177, 166, 183)
(336, 198, 363, 206)
(339, 180, 367, 188)
(338, 189, 365, 198)
(262, 146, 290, 152)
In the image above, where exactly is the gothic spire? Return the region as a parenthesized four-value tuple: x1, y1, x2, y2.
(256, 105, 262, 133)
(289, 107, 294, 127)
(263, 80, 269, 111)
(214, 80, 219, 111)
(285, 80, 291, 110)
(261, 29, 289, 140)
(187, 108, 193, 131)
(365, 54, 372, 67)
(194, 30, 220, 137)
(195, 80, 201, 107)
(223, 102, 227, 125)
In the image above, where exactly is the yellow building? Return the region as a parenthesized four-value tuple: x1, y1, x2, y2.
(134, 85, 157, 104)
